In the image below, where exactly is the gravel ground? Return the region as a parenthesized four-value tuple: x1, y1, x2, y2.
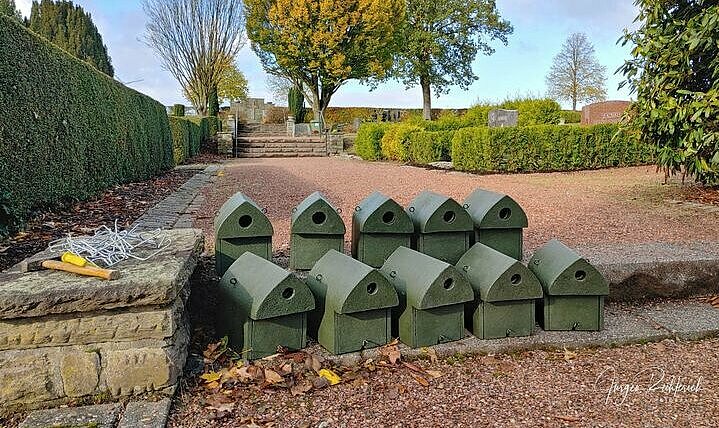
(168, 338, 718, 427)
(194, 158, 719, 256)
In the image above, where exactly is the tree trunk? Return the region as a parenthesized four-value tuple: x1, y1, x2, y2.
(420, 75, 432, 120)
(572, 98, 577, 111)
(309, 90, 321, 122)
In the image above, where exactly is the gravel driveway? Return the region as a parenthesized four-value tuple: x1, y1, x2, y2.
(194, 157, 719, 256)
(169, 338, 718, 427)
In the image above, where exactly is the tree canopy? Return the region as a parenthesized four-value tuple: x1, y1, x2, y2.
(0, 0, 22, 20)
(619, 0, 719, 184)
(143, 0, 245, 116)
(545, 33, 607, 111)
(245, 0, 405, 122)
(28, 0, 114, 76)
(217, 64, 249, 104)
(392, 0, 512, 120)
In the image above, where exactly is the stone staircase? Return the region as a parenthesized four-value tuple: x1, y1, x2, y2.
(235, 123, 326, 157)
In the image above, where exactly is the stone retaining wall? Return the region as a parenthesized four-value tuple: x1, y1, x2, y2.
(0, 228, 204, 409)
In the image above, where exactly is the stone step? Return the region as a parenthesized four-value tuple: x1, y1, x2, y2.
(236, 152, 325, 158)
(237, 137, 322, 143)
(236, 142, 326, 149)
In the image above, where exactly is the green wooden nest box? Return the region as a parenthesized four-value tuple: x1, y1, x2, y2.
(306, 250, 399, 354)
(214, 192, 273, 276)
(464, 188, 527, 260)
(217, 252, 315, 360)
(529, 239, 609, 331)
(289, 192, 346, 270)
(380, 246, 474, 348)
(406, 190, 473, 264)
(457, 243, 542, 339)
(352, 191, 414, 267)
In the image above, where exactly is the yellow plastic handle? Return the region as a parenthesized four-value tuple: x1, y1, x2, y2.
(61, 252, 87, 267)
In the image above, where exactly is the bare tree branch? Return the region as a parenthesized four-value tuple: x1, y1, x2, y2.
(143, 0, 245, 115)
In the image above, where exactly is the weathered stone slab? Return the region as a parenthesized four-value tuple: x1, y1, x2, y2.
(637, 300, 719, 341)
(117, 399, 172, 428)
(0, 228, 203, 319)
(0, 296, 185, 350)
(573, 241, 719, 302)
(19, 403, 123, 428)
(488, 109, 518, 127)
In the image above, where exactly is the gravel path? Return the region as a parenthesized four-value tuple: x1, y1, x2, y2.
(194, 158, 719, 256)
(169, 338, 718, 427)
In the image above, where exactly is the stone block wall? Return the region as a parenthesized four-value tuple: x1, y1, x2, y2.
(0, 229, 204, 409)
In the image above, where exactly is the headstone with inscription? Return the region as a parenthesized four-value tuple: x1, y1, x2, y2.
(488, 109, 519, 128)
(581, 101, 630, 125)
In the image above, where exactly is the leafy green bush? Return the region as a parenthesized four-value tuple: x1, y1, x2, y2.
(452, 124, 654, 173)
(185, 115, 222, 156)
(355, 122, 388, 160)
(0, 16, 173, 235)
(171, 104, 186, 116)
(619, 0, 719, 183)
(560, 110, 581, 123)
(498, 98, 561, 126)
(169, 117, 192, 164)
(407, 130, 455, 164)
(381, 124, 423, 161)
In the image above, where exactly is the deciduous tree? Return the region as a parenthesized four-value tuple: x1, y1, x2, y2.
(217, 64, 249, 103)
(392, 0, 512, 120)
(245, 0, 405, 123)
(28, 0, 114, 76)
(619, 0, 719, 184)
(0, 0, 22, 20)
(545, 33, 607, 111)
(143, 0, 245, 116)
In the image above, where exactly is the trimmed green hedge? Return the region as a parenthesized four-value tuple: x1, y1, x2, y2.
(354, 122, 387, 160)
(560, 110, 581, 124)
(381, 124, 423, 162)
(451, 124, 654, 173)
(408, 130, 455, 164)
(0, 16, 173, 235)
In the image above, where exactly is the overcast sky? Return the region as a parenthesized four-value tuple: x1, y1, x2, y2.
(15, 0, 639, 109)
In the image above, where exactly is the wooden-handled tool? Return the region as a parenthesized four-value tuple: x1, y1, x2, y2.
(20, 258, 120, 280)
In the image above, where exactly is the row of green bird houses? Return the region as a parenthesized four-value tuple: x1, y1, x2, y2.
(214, 188, 530, 277)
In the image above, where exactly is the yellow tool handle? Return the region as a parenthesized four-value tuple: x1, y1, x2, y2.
(41, 260, 120, 280)
(61, 252, 87, 267)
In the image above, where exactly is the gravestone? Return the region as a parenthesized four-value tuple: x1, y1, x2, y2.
(581, 101, 630, 125)
(488, 109, 518, 128)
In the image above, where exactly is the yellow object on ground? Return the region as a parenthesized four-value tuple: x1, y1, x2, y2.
(61, 252, 87, 267)
(318, 369, 341, 385)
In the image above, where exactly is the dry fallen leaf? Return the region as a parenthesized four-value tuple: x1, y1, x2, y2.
(425, 370, 442, 379)
(422, 347, 438, 363)
(402, 362, 424, 374)
(201, 371, 222, 383)
(563, 348, 578, 361)
(412, 374, 429, 387)
(290, 380, 313, 396)
(264, 369, 284, 384)
(379, 340, 401, 365)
